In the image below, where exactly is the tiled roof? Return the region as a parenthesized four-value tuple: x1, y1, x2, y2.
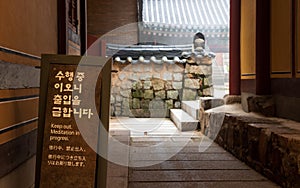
(107, 44, 188, 58)
(141, 0, 229, 36)
(112, 45, 216, 64)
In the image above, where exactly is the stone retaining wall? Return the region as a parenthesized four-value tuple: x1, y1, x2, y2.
(203, 112, 300, 188)
(111, 57, 214, 117)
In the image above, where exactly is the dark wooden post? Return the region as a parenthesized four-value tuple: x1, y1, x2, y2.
(229, 0, 241, 95)
(80, 0, 87, 56)
(256, 0, 271, 95)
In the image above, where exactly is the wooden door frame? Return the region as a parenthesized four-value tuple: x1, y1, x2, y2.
(57, 0, 87, 55)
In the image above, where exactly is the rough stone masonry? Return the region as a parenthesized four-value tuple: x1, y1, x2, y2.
(110, 51, 215, 118)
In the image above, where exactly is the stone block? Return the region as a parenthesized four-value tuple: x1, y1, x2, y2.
(111, 86, 120, 94)
(129, 99, 133, 109)
(113, 79, 121, 87)
(287, 134, 300, 153)
(189, 65, 202, 74)
(149, 100, 165, 109)
(143, 64, 152, 72)
(203, 77, 212, 86)
(149, 108, 169, 118)
(165, 100, 173, 109)
(129, 73, 139, 81)
(258, 128, 272, 165)
(172, 82, 183, 89)
(120, 80, 132, 89)
(199, 89, 205, 97)
(173, 73, 183, 81)
(152, 79, 165, 90)
(154, 64, 164, 72)
(182, 89, 197, 100)
(139, 73, 152, 81)
(165, 81, 173, 90)
(174, 101, 181, 108)
(187, 56, 196, 64)
(181, 100, 200, 120)
(203, 87, 213, 96)
(120, 89, 131, 98)
(200, 97, 225, 110)
(110, 95, 115, 104)
(143, 81, 152, 89)
(155, 90, 166, 99)
(114, 110, 121, 116)
(163, 72, 173, 80)
(121, 108, 130, 116)
(184, 79, 200, 89)
(132, 98, 140, 109)
(224, 95, 241, 104)
(132, 81, 143, 90)
(241, 93, 255, 113)
(118, 73, 126, 81)
(132, 90, 143, 98)
(185, 73, 194, 78)
(141, 99, 150, 109)
(153, 73, 161, 79)
(144, 90, 154, 99)
(241, 93, 275, 116)
(116, 95, 123, 102)
(170, 109, 198, 131)
(199, 65, 212, 75)
(167, 90, 179, 99)
(122, 98, 130, 108)
(130, 109, 150, 118)
(198, 57, 212, 65)
(168, 64, 184, 73)
(185, 64, 191, 73)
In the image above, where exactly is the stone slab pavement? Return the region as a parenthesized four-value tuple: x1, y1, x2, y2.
(107, 118, 280, 188)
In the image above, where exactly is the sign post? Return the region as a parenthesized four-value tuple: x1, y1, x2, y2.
(35, 54, 111, 188)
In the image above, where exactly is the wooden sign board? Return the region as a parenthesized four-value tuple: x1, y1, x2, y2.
(35, 54, 111, 188)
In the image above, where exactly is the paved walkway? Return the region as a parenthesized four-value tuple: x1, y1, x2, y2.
(108, 118, 279, 188)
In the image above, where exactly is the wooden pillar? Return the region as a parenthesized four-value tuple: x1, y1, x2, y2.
(57, 0, 67, 54)
(292, 0, 296, 77)
(256, 0, 271, 95)
(80, 0, 87, 56)
(229, 0, 241, 95)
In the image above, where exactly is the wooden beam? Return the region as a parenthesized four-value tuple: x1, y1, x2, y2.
(0, 88, 39, 100)
(0, 97, 39, 131)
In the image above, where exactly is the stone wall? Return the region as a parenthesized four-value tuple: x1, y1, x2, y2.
(110, 55, 214, 117)
(203, 111, 300, 188)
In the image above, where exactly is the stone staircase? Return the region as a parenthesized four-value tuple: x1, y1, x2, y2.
(170, 98, 225, 132)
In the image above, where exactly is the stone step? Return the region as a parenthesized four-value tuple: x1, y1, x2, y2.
(170, 109, 198, 131)
(181, 100, 201, 120)
(199, 97, 225, 110)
